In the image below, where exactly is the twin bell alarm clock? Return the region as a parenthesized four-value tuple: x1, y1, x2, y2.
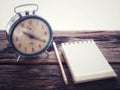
(6, 4, 53, 61)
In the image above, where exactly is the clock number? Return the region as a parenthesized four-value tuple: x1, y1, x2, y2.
(32, 48, 34, 52)
(41, 25, 44, 29)
(28, 20, 32, 25)
(39, 44, 41, 48)
(27, 26, 32, 30)
(44, 32, 47, 36)
(16, 37, 19, 41)
(21, 23, 24, 27)
(29, 42, 33, 45)
(18, 43, 21, 48)
(36, 21, 39, 26)
(24, 47, 27, 51)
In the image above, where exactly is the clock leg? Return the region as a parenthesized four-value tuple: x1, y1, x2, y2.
(45, 50, 49, 58)
(17, 55, 21, 62)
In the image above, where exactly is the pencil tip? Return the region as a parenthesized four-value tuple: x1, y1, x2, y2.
(65, 80, 68, 85)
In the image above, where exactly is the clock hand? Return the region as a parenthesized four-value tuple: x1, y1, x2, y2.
(33, 36, 46, 42)
(22, 31, 46, 42)
(22, 31, 34, 39)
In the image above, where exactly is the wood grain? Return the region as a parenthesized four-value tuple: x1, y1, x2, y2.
(0, 31, 120, 63)
(0, 30, 120, 90)
(0, 64, 120, 90)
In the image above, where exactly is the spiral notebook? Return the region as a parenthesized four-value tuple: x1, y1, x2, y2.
(61, 40, 117, 83)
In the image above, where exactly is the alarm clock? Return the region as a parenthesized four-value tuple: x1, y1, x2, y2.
(6, 4, 53, 59)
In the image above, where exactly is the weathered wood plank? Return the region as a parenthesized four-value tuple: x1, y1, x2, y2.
(0, 30, 120, 90)
(0, 64, 119, 90)
(0, 31, 120, 63)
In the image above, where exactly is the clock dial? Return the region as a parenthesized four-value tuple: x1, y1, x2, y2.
(12, 18, 51, 55)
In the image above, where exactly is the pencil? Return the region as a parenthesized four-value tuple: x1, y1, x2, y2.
(53, 42, 68, 85)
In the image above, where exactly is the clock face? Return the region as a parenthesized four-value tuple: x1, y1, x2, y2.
(11, 17, 52, 56)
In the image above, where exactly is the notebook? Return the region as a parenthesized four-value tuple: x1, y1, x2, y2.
(61, 39, 117, 83)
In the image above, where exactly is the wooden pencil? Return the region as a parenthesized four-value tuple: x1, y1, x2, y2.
(53, 42, 68, 85)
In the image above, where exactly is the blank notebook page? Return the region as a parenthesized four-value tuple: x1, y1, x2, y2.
(61, 40, 117, 83)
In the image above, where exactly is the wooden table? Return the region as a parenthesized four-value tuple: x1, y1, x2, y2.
(0, 30, 120, 90)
